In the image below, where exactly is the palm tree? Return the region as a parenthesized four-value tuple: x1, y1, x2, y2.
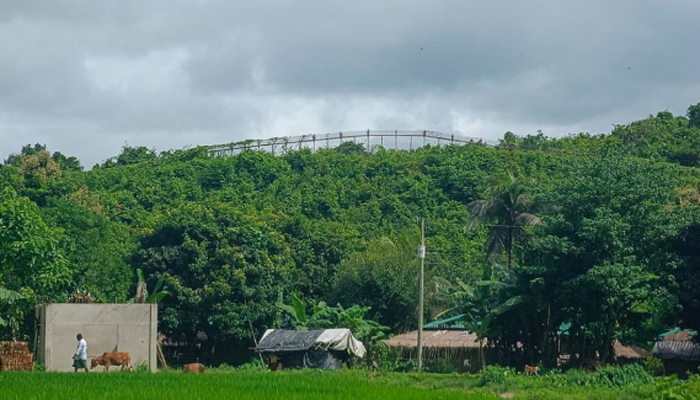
(467, 171, 541, 269)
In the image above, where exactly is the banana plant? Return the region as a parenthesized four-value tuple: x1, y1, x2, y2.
(133, 269, 169, 304)
(0, 287, 23, 327)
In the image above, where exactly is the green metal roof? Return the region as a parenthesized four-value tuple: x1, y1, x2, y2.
(658, 328, 697, 339)
(423, 314, 466, 329)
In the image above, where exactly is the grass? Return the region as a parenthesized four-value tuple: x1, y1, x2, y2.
(0, 369, 496, 400)
(1, 367, 698, 400)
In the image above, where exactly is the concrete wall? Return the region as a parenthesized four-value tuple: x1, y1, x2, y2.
(36, 304, 157, 372)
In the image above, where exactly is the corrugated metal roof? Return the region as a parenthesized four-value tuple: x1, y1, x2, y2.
(423, 314, 467, 329)
(653, 340, 700, 361)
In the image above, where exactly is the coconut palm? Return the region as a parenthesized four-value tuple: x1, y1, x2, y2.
(467, 171, 541, 269)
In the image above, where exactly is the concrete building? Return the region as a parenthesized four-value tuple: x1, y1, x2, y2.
(35, 303, 157, 372)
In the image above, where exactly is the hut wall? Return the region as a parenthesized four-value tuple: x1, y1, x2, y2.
(663, 360, 700, 379)
(397, 346, 497, 373)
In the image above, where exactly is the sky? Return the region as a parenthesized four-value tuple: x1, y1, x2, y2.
(1, 1, 699, 167)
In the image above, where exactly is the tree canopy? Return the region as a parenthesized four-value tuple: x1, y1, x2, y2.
(2, 102, 700, 366)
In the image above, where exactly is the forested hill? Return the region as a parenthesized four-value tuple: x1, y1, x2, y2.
(2, 103, 700, 363)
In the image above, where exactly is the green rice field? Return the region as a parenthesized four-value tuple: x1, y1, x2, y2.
(1, 368, 699, 400)
(0, 370, 495, 400)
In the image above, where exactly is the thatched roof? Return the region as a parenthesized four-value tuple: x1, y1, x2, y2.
(613, 340, 650, 359)
(383, 331, 649, 360)
(382, 330, 485, 349)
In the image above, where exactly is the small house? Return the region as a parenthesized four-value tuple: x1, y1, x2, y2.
(255, 329, 365, 370)
(383, 329, 492, 372)
(383, 316, 650, 372)
(382, 315, 495, 372)
(653, 328, 699, 378)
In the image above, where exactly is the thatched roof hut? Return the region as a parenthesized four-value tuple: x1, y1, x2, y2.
(382, 329, 495, 372)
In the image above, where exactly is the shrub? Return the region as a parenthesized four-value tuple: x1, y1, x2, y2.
(588, 364, 653, 388)
(237, 358, 264, 370)
(643, 375, 700, 400)
(642, 356, 665, 377)
(134, 361, 150, 373)
(478, 365, 516, 386)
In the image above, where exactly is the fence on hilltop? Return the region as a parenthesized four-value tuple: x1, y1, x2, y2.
(209, 130, 497, 157)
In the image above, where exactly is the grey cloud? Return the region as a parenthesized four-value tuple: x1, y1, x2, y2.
(0, 0, 698, 167)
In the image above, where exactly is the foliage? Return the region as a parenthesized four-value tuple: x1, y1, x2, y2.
(0, 287, 23, 327)
(642, 355, 665, 377)
(133, 201, 293, 347)
(1, 102, 700, 366)
(0, 186, 70, 338)
(277, 294, 388, 344)
(330, 235, 418, 331)
(133, 268, 170, 304)
(478, 365, 517, 386)
(41, 195, 133, 303)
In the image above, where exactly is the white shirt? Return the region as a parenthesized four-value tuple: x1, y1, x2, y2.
(75, 339, 87, 361)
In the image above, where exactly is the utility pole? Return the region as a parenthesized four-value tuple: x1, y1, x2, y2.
(417, 218, 425, 372)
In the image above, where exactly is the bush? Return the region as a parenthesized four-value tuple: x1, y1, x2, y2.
(643, 375, 700, 400)
(134, 362, 150, 373)
(374, 346, 415, 372)
(478, 365, 516, 386)
(587, 364, 653, 388)
(642, 356, 665, 377)
(237, 358, 264, 370)
(423, 358, 456, 374)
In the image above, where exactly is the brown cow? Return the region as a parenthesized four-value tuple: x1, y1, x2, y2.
(91, 352, 132, 371)
(183, 363, 205, 373)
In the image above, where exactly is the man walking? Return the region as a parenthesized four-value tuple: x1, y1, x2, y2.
(73, 333, 88, 373)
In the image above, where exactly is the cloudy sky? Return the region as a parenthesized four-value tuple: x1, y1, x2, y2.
(1, 1, 699, 167)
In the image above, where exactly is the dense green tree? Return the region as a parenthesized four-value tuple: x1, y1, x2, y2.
(669, 220, 700, 335)
(41, 196, 134, 303)
(1, 103, 700, 366)
(51, 151, 83, 171)
(526, 156, 681, 362)
(330, 236, 418, 332)
(3, 144, 47, 167)
(688, 102, 700, 129)
(0, 186, 70, 338)
(133, 201, 293, 350)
